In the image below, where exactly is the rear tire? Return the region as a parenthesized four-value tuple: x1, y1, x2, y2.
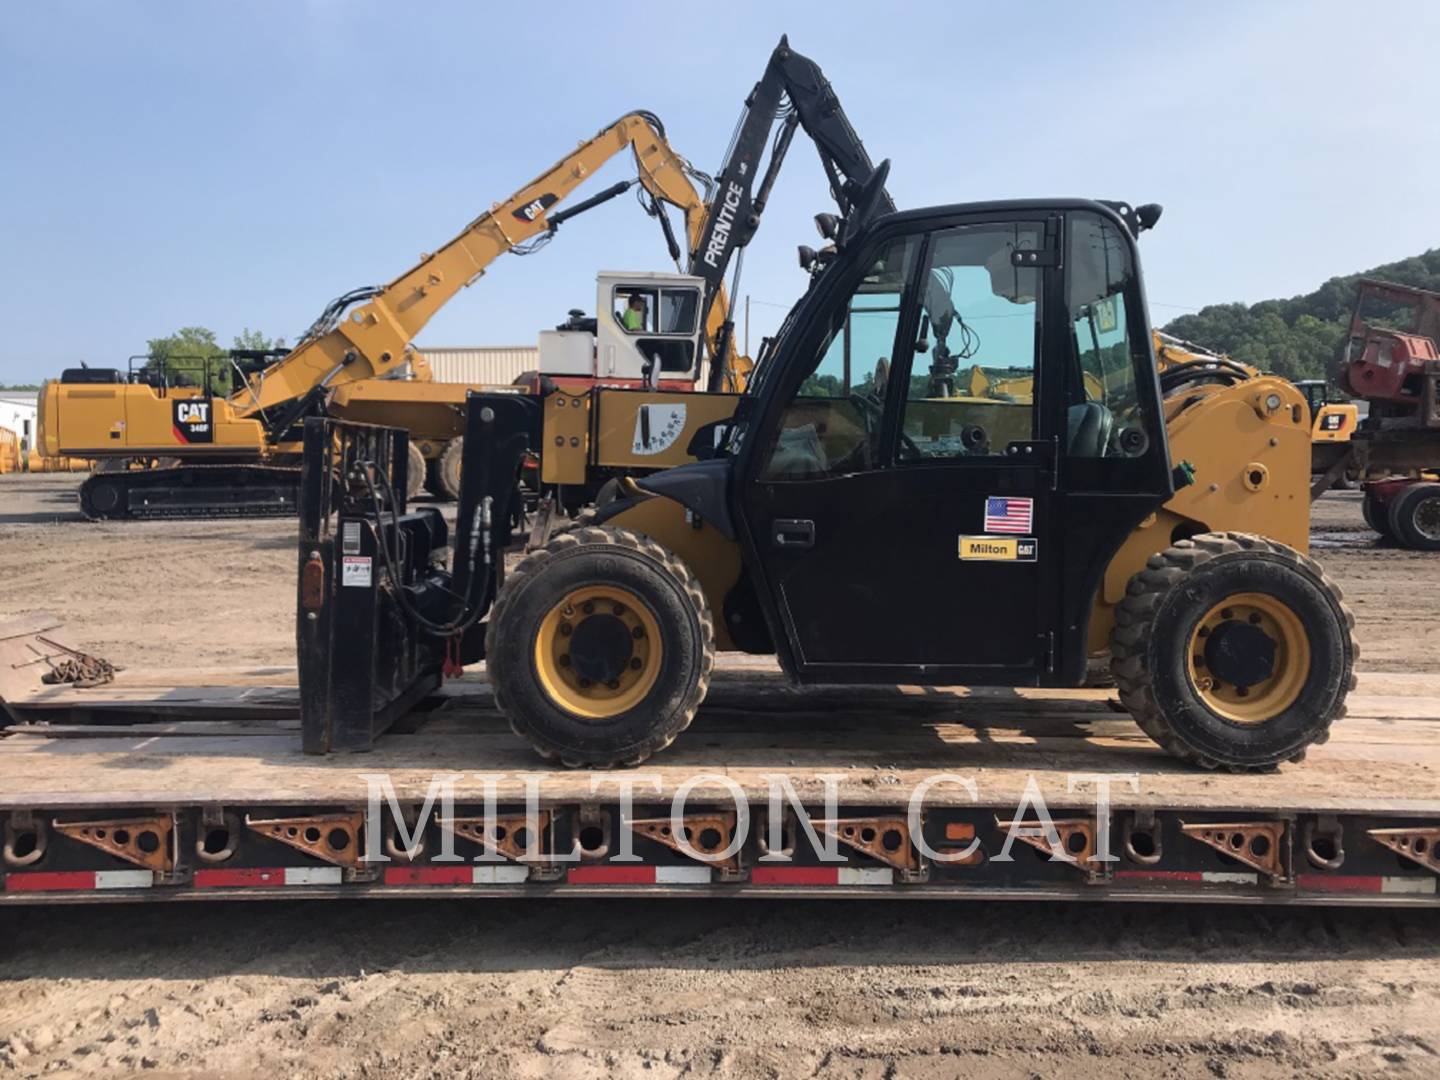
(1388, 482, 1440, 552)
(1110, 532, 1356, 770)
(486, 526, 713, 767)
(1361, 490, 1394, 540)
(435, 438, 464, 501)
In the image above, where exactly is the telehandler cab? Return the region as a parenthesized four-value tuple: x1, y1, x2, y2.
(300, 179, 1355, 772)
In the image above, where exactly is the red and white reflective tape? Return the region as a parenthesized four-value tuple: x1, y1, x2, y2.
(193, 867, 343, 888)
(1296, 874, 1436, 895)
(384, 864, 530, 886)
(5, 869, 154, 892)
(1114, 869, 1259, 886)
(751, 866, 894, 886)
(567, 865, 713, 885)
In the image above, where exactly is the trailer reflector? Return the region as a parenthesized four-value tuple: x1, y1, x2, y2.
(567, 865, 713, 885)
(193, 867, 343, 888)
(384, 865, 471, 886)
(1114, 870, 1259, 885)
(1296, 874, 1436, 895)
(751, 866, 894, 886)
(5, 869, 154, 892)
(383, 865, 529, 885)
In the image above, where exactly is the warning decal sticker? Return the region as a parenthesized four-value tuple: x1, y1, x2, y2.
(341, 556, 373, 587)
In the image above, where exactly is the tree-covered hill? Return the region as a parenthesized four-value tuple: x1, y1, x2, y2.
(1161, 248, 1440, 384)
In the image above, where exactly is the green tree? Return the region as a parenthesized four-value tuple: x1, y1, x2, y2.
(145, 326, 228, 392)
(233, 327, 286, 352)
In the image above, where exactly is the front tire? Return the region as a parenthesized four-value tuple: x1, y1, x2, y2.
(485, 526, 714, 767)
(1361, 490, 1394, 540)
(435, 438, 464, 501)
(1110, 532, 1356, 770)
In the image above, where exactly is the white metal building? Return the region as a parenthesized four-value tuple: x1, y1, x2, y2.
(416, 346, 538, 385)
(0, 392, 39, 447)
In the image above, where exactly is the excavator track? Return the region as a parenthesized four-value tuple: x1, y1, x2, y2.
(78, 464, 301, 521)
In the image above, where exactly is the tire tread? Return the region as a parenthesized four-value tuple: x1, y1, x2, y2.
(1108, 531, 1357, 769)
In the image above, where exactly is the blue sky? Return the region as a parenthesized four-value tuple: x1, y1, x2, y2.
(2, 0, 1438, 384)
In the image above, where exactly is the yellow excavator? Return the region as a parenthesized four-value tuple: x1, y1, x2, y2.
(38, 110, 735, 518)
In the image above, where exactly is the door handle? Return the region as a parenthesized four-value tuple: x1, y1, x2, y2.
(772, 519, 815, 549)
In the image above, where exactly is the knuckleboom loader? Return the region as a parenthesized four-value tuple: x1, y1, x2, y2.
(303, 171, 1356, 773)
(43, 35, 887, 521)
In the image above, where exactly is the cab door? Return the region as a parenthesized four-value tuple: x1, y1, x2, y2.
(735, 212, 1063, 685)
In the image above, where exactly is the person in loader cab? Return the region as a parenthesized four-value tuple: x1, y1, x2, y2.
(621, 293, 647, 332)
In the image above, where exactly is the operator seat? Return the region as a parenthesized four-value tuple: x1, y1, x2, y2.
(767, 424, 829, 477)
(1067, 401, 1114, 458)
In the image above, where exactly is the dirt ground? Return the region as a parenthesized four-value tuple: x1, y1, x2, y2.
(2, 471, 1440, 1078)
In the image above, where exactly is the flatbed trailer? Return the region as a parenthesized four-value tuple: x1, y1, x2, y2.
(4, 622, 1440, 908)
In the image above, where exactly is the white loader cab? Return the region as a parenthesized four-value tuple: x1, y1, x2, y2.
(538, 271, 707, 386)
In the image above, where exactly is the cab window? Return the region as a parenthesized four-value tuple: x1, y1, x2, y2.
(1065, 211, 1154, 458)
(758, 235, 918, 480)
(613, 286, 700, 336)
(660, 288, 699, 334)
(897, 223, 1042, 460)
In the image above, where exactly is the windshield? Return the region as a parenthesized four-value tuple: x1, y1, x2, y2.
(723, 247, 899, 457)
(744, 244, 910, 400)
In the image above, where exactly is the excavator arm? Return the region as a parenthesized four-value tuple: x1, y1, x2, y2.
(233, 111, 715, 424)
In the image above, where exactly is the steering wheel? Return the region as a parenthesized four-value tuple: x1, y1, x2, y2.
(847, 389, 922, 461)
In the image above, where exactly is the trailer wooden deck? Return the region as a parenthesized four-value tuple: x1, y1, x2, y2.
(4, 659, 1440, 812)
(5, 621, 1440, 906)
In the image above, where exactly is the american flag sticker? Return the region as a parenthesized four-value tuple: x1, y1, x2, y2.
(984, 496, 1033, 534)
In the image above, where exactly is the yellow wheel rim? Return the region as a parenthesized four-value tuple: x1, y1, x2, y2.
(533, 585, 663, 720)
(1186, 592, 1310, 723)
